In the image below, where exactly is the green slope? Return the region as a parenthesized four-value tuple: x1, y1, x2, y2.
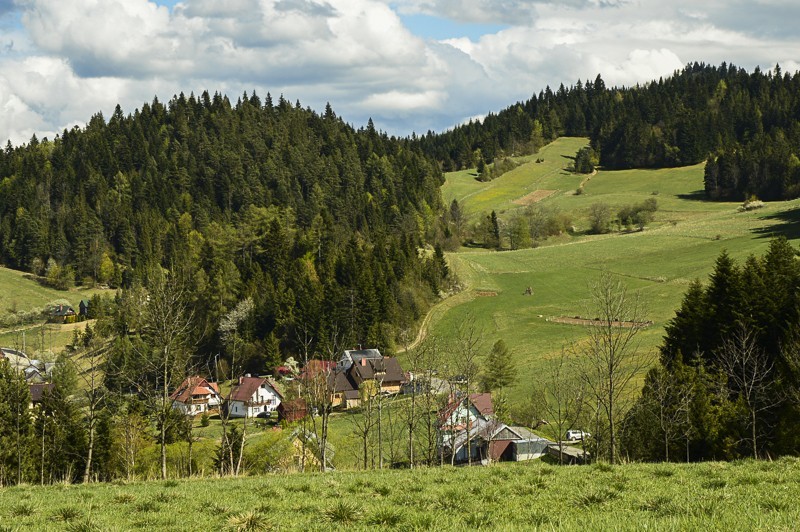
(442, 137, 589, 220)
(424, 139, 800, 406)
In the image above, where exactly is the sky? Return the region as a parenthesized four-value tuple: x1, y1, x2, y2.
(0, 0, 799, 145)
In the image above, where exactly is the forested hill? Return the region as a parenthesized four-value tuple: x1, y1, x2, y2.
(0, 92, 448, 367)
(417, 62, 800, 201)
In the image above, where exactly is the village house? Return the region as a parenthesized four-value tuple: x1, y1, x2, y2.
(439, 393, 549, 464)
(49, 304, 76, 323)
(170, 376, 222, 416)
(329, 352, 406, 409)
(227, 375, 283, 418)
(28, 383, 55, 409)
(277, 398, 308, 423)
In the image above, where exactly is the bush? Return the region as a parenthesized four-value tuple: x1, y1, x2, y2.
(200, 413, 210, 427)
(589, 203, 612, 234)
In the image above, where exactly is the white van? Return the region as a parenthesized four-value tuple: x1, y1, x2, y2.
(566, 430, 590, 441)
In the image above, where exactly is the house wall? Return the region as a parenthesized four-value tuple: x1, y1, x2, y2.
(228, 385, 281, 418)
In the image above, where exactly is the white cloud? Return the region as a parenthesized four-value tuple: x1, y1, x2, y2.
(0, 0, 799, 144)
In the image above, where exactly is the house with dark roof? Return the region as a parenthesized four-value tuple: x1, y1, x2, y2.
(336, 348, 383, 371)
(49, 304, 76, 323)
(227, 375, 283, 418)
(170, 376, 221, 416)
(29, 383, 55, 409)
(329, 355, 406, 409)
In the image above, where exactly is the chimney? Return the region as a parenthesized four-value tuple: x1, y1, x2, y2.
(239, 376, 243, 384)
(361, 358, 367, 367)
(245, 373, 251, 378)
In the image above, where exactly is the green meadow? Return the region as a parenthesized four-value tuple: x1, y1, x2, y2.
(424, 138, 800, 406)
(0, 266, 106, 316)
(1, 458, 797, 530)
(442, 137, 589, 221)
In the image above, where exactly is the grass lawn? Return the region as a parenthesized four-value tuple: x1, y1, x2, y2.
(1, 457, 798, 530)
(415, 139, 800, 407)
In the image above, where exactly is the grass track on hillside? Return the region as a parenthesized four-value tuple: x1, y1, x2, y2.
(1, 458, 798, 530)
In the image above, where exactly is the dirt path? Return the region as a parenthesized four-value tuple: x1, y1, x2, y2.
(397, 289, 477, 353)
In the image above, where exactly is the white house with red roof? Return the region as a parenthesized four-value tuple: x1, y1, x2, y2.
(227, 375, 283, 418)
(170, 376, 221, 416)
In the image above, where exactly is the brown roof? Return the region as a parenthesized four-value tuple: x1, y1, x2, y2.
(229, 376, 283, 402)
(438, 393, 495, 424)
(330, 370, 358, 393)
(170, 376, 219, 404)
(29, 383, 55, 403)
(469, 393, 494, 417)
(350, 357, 406, 383)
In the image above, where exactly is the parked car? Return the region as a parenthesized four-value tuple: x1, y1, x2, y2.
(566, 429, 590, 441)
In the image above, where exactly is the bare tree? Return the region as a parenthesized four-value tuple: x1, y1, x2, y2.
(414, 335, 445, 466)
(575, 272, 651, 464)
(73, 327, 110, 483)
(137, 272, 195, 480)
(306, 325, 343, 472)
(642, 366, 693, 462)
(536, 349, 585, 464)
(349, 382, 377, 469)
(450, 316, 483, 464)
(715, 323, 777, 459)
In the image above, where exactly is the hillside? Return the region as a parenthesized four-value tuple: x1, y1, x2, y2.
(1, 458, 797, 530)
(420, 63, 800, 202)
(0, 266, 105, 316)
(417, 138, 800, 409)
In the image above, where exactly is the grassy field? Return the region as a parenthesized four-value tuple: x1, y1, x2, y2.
(0, 266, 112, 356)
(1, 457, 797, 530)
(417, 138, 800, 407)
(442, 137, 589, 221)
(0, 266, 107, 316)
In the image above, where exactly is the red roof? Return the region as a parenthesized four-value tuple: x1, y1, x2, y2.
(470, 393, 494, 416)
(438, 393, 494, 424)
(170, 376, 219, 404)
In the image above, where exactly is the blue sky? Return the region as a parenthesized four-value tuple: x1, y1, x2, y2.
(0, 0, 799, 145)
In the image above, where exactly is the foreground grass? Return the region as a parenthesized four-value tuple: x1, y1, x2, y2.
(1, 458, 798, 530)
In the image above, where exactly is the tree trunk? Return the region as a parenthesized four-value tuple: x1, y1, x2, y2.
(83, 416, 95, 483)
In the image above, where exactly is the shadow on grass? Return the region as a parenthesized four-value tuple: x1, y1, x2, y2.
(752, 206, 800, 241)
(676, 190, 707, 201)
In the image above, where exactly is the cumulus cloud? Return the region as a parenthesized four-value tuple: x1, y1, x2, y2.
(0, 0, 799, 144)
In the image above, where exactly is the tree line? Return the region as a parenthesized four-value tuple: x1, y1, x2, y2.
(415, 63, 800, 201)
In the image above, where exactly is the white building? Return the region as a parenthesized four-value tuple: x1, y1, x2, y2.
(227, 375, 283, 418)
